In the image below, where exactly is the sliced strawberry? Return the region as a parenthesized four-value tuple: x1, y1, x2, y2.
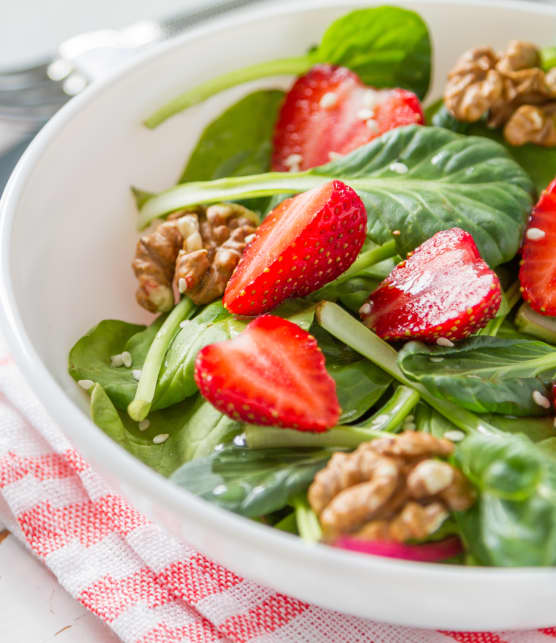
(360, 228, 501, 343)
(519, 178, 556, 316)
(223, 180, 366, 315)
(271, 64, 424, 172)
(194, 315, 340, 432)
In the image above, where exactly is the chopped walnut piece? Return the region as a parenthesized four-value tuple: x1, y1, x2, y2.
(308, 431, 475, 543)
(132, 203, 257, 312)
(444, 40, 556, 146)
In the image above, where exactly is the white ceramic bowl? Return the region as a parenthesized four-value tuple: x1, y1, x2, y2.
(2, 0, 556, 631)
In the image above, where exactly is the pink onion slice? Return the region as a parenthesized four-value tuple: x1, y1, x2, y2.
(334, 535, 463, 562)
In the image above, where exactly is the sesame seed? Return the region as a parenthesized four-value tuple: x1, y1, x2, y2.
(526, 227, 546, 241)
(319, 92, 338, 108)
(121, 351, 132, 368)
(110, 354, 124, 367)
(213, 484, 227, 496)
(532, 390, 551, 409)
(138, 419, 150, 431)
(132, 369, 142, 381)
(363, 90, 379, 108)
(153, 433, 169, 444)
(178, 278, 187, 294)
(284, 153, 303, 169)
(430, 357, 444, 363)
(389, 162, 408, 174)
(357, 108, 375, 120)
(179, 320, 188, 328)
(78, 379, 94, 391)
(437, 337, 454, 347)
(244, 233, 255, 244)
(328, 151, 342, 161)
(444, 430, 465, 442)
(360, 303, 372, 315)
(392, 230, 401, 236)
(365, 118, 379, 132)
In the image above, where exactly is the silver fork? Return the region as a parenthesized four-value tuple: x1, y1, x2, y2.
(0, 0, 265, 126)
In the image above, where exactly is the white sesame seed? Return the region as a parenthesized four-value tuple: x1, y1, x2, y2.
(121, 351, 132, 368)
(179, 320, 188, 328)
(178, 278, 187, 293)
(444, 430, 465, 442)
(284, 153, 303, 168)
(363, 90, 379, 109)
(389, 162, 409, 174)
(319, 91, 338, 108)
(110, 353, 124, 367)
(132, 369, 142, 381)
(526, 227, 546, 241)
(357, 108, 375, 120)
(213, 484, 227, 496)
(437, 337, 455, 347)
(532, 390, 551, 409)
(78, 379, 94, 391)
(430, 357, 444, 363)
(138, 419, 150, 431)
(365, 118, 379, 132)
(328, 151, 342, 161)
(153, 433, 169, 444)
(244, 233, 256, 244)
(359, 303, 372, 316)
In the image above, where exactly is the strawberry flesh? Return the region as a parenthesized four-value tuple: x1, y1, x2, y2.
(223, 180, 366, 315)
(360, 228, 501, 343)
(194, 315, 340, 432)
(519, 178, 556, 316)
(272, 64, 424, 172)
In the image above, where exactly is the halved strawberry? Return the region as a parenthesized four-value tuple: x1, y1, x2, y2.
(194, 315, 340, 431)
(360, 228, 501, 343)
(519, 178, 556, 316)
(223, 180, 366, 315)
(271, 64, 424, 172)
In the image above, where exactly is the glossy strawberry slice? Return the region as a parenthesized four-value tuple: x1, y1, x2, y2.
(194, 315, 340, 432)
(519, 178, 556, 316)
(360, 228, 501, 343)
(223, 180, 366, 315)
(271, 64, 424, 172)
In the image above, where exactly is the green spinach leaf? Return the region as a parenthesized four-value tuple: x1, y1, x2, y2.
(145, 6, 431, 127)
(430, 101, 556, 193)
(456, 430, 556, 566)
(90, 384, 240, 475)
(398, 336, 556, 416)
(170, 444, 331, 517)
(179, 89, 284, 183)
(139, 125, 534, 268)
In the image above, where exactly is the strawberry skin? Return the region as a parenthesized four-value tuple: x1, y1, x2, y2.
(223, 180, 366, 315)
(271, 64, 424, 172)
(519, 178, 556, 316)
(360, 228, 501, 343)
(194, 315, 340, 432)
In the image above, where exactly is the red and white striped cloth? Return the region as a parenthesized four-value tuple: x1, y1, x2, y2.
(0, 349, 554, 643)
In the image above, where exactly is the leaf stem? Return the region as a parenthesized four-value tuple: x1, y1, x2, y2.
(292, 494, 322, 543)
(316, 301, 498, 436)
(144, 55, 312, 128)
(357, 385, 420, 429)
(128, 297, 196, 421)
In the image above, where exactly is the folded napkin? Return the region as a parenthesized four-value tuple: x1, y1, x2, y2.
(0, 347, 553, 643)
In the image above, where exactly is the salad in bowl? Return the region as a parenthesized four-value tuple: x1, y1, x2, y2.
(68, 5, 556, 569)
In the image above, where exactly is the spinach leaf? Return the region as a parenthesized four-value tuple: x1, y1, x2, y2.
(90, 384, 240, 476)
(69, 318, 163, 410)
(179, 89, 284, 183)
(145, 6, 431, 128)
(398, 337, 556, 416)
(139, 125, 534, 268)
(170, 444, 331, 517)
(456, 430, 556, 566)
(429, 101, 556, 193)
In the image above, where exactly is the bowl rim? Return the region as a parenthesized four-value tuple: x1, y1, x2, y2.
(1, 0, 556, 596)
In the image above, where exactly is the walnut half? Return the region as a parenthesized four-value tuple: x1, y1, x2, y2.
(308, 431, 475, 543)
(132, 203, 258, 312)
